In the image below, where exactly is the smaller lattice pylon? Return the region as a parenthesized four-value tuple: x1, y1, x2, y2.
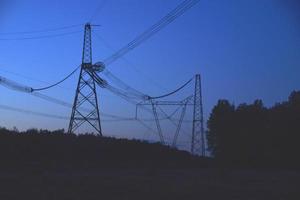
(191, 74, 205, 156)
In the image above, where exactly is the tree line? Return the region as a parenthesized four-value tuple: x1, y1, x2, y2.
(0, 128, 210, 170)
(207, 91, 300, 168)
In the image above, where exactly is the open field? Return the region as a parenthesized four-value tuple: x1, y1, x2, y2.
(0, 168, 299, 200)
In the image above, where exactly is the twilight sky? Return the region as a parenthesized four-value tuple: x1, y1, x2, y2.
(0, 0, 299, 147)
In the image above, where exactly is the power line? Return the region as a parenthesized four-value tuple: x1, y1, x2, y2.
(103, 72, 147, 99)
(30, 92, 133, 119)
(136, 119, 158, 136)
(148, 77, 194, 99)
(92, 31, 169, 91)
(102, 0, 200, 66)
(0, 68, 51, 85)
(0, 24, 83, 35)
(0, 75, 33, 93)
(0, 104, 69, 120)
(0, 104, 142, 122)
(0, 67, 73, 91)
(0, 30, 82, 41)
(0, 67, 115, 97)
(0, 72, 147, 119)
(0, 75, 130, 118)
(31, 92, 74, 108)
(32, 66, 80, 91)
(0, 64, 79, 93)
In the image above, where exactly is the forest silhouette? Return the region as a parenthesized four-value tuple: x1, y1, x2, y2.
(207, 90, 300, 168)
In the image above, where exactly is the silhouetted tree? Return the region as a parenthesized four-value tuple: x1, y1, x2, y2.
(234, 100, 267, 166)
(207, 91, 300, 168)
(207, 100, 235, 164)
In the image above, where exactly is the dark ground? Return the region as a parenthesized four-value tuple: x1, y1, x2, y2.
(0, 129, 299, 200)
(0, 168, 299, 200)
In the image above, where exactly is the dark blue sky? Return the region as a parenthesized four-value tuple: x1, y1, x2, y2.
(0, 0, 299, 146)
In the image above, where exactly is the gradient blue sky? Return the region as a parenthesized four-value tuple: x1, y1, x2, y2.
(0, 0, 299, 146)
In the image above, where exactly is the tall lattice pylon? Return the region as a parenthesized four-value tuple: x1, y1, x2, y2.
(191, 74, 205, 156)
(68, 23, 102, 135)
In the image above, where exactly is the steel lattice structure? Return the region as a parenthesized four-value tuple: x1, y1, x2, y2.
(68, 23, 102, 135)
(191, 74, 205, 156)
(136, 96, 193, 147)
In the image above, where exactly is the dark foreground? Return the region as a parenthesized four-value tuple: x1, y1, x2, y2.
(0, 129, 299, 199)
(0, 168, 299, 200)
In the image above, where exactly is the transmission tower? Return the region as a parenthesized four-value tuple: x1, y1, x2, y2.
(68, 23, 102, 135)
(191, 74, 205, 156)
